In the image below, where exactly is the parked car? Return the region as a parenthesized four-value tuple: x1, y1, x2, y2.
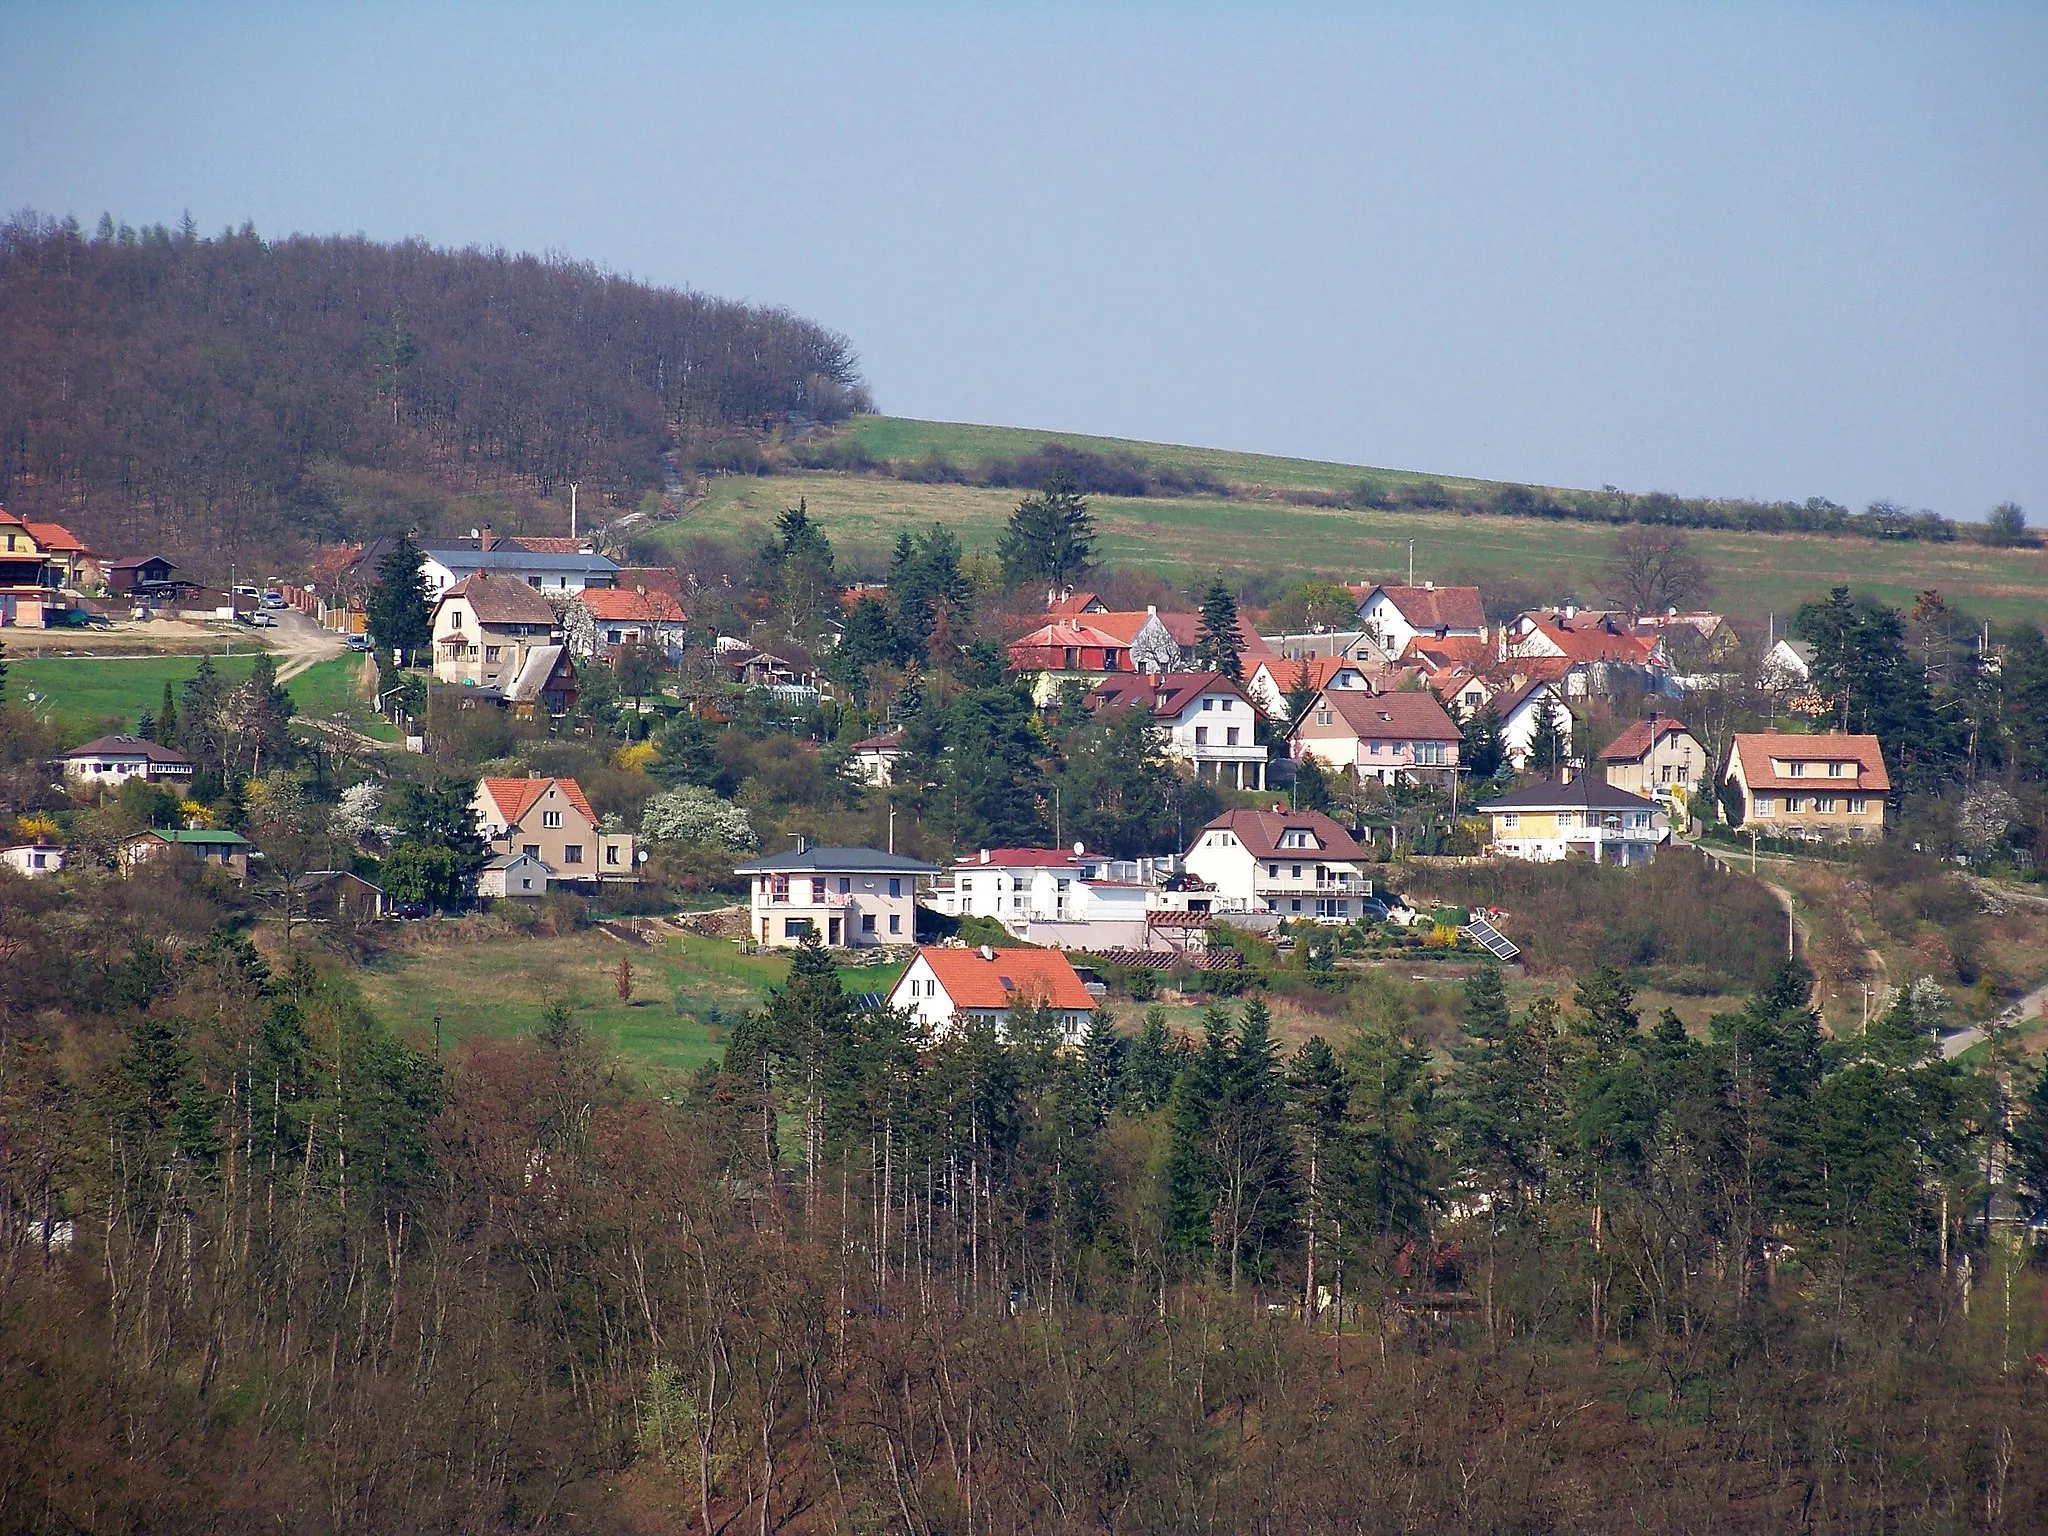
(237, 611, 276, 628)
(344, 634, 372, 652)
(259, 590, 286, 609)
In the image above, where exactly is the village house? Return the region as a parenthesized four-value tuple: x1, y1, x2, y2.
(1245, 655, 1380, 721)
(1599, 713, 1707, 809)
(477, 850, 552, 899)
(1501, 608, 1673, 698)
(51, 735, 196, 789)
(472, 776, 637, 884)
(847, 728, 905, 786)
(0, 508, 63, 627)
(418, 527, 619, 601)
(123, 828, 254, 881)
(1005, 618, 1135, 701)
(1088, 671, 1270, 788)
(927, 845, 1153, 945)
(430, 572, 562, 690)
(564, 586, 689, 663)
(887, 944, 1097, 1042)
(1480, 777, 1665, 865)
(733, 839, 937, 949)
(1351, 583, 1487, 656)
(1012, 599, 1275, 701)
(1287, 688, 1462, 788)
(1760, 638, 1817, 690)
(103, 555, 195, 603)
(290, 870, 390, 922)
(2, 843, 66, 877)
(1183, 807, 1375, 923)
(1724, 731, 1890, 840)
(1492, 677, 1576, 772)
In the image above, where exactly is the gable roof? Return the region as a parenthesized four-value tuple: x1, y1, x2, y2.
(104, 555, 178, 573)
(577, 586, 687, 623)
(438, 571, 559, 625)
(1009, 619, 1130, 651)
(1260, 655, 1376, 692)
(420, 545, 620, 576)
(1089, 670, 1251, 718)
(1600, 713, 1698, 763)
(479, 775, 599, 826)
(134, 828, 253, 847)
(503, 645, 574, 704)
(1292, 688, 1461, 742)
(1198, 807, 1369, 861)
(58, 734, 193, 765)
(1478, 776, 1658, 813)
(732, 844, 939, 874)
(1513, 612, 1662, 667)
(909, 946, 1097, 1012)
(1356, 584, 1487, 632)
(1730, 732, 1891, 793)
(1045, 590, 1106, 615)
(849, 728, 904, 754)
(24, 520, 90, 554)
(508, 535, 597, 554)
(950, 847, 1093, 869)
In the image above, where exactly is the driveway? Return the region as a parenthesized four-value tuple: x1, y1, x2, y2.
(267, 607, 348, 682)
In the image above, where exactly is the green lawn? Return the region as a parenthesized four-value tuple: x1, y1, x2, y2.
(355, 927, 907, 1077)
(13, 653, 259, 743)
(657, 461, 2048, 625)
(284, 654, 374, 720)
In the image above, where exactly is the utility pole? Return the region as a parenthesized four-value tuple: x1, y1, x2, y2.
(888, 803, 896, 855)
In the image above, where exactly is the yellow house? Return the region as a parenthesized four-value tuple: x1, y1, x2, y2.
(1725, 732, 1889, 841)
(1480, 776, 1665, 866)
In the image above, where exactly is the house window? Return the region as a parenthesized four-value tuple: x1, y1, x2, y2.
(1787, 761, 1805, 777)
(889, 877, 902, 898)
(1501, 812, 1519, 829)
(889, 913, 901, 934)
(1317, 898, 1346, 919)
(542, 810, 562, 829)
(1268, 863, 1279, 877)
(811, 878, 827, 903)
(485, 646, 502, 662)
(606, 845, 620, 864)
(1849, 797, 1868, 814)
(1195, 727, 1209, 745)
(1202, 698, 1214, 710)
(784, 918, 812, 938)
(523, 844, 541, 859)
(1291, 864, 1302, 879)
(1828, 761, 1846, 777)
(1316, 707, 1332, 725)
(1226, 727, 1240, 746)
(1370, 741, 1383, 754)
(1753, 797, 1775, 816)
(608, 628, 622, 643)
(1290, 899, 1302, 912)
(561, 845, 582, 864)
(839, 877, 851, 894)
(770, 875, 790, 903)
(862, 913, 876, 933)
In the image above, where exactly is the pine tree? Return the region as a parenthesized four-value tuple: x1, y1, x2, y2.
(368, 532, 434, 665)
(997, 471, 1094, 589)
(1291, 752, 1331, 811)
(1194, 578, 1244, 679)
(1164, 1008, 1231, 1259)
(1081, 1008, 1126, 1116)
(1461, 701, 1506, 779)
(1287, 1035, 1350, 1316)
(1283, 657, 1318, 723)
(1211, 999, 1297, 1290)
(1123, 1007, 1181, 1113)
(234, 650, 296, 778)
(1530, 690, 1571, 776)
(936, 683, 1048, 848)
(761, 931, 861, 1191)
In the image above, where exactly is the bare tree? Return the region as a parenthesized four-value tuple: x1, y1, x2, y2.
(1601, 526, 1711, 617)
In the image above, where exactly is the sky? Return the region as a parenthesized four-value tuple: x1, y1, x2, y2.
(4, 2, 2044, 518)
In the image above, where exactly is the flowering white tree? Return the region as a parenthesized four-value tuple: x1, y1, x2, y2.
(641, 786, 759, 852)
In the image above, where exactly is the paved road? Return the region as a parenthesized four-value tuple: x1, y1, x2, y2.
(1941, 979, 2048, 1060)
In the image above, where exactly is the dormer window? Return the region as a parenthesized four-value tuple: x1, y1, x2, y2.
(1827, 761, 1845, 777)
(1279, 829, 1316, 849)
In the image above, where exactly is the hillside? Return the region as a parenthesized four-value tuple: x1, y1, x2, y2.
(653, 420, 2048, 623)
(0, 212, 864, 573)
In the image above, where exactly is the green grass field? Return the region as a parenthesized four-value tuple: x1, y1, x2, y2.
(12, 653, 260, 742)
(658, 442, 2048, 624)
(355, 927, 905, 1076)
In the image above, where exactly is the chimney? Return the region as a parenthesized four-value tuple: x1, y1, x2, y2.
(980, 849, 991, 864)
(795, 834, 810, 854)
(479, 523, 497, 553)
(978, 943, 996, 961)
(1424, 580, 1434, 590)
(1146, 605, 1157, 616)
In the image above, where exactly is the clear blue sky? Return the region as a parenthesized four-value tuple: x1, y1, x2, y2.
(5, 2, 2043, 518)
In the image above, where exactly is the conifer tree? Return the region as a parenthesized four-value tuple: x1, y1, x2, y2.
(998, 470, 1094, 589)
(368, 532, 433, 665)
(1194, 577, 1244, 679)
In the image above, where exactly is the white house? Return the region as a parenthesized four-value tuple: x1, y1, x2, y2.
(564, 586, 689, 663)
(886, 944, 1097, 1042)
(1287, 688, 1463, 788)
(847, 729, 905, 787)
(2, 843, 65, 877)
(1761, 639, 1817, 691)
(927, 845, 1156, 946)
(733, 839, 937, 948)
(1352, 583, 1487, 655)
(1480, 777, 1666, 866)
(1182, 808, 1375, 923)
(419, 533, 619, 601)
(477, 850, 551, 898)
(1245, 656, 1380, 721)
(51, 735, 195, 789)
(1088, 671, 1270, 788)
(1492, 678, 1575, 772)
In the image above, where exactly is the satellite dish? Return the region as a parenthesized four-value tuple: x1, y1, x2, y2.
(637, 849, 649, 863)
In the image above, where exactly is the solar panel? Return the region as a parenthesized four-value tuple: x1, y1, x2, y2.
(1461, 919, 1520, 962)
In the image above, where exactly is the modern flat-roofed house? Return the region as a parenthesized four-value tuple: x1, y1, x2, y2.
(53, 735, 196, 789)
(1183, 807, 1374, 923)
(1480, 777, 1665, 865)
(734, 839, 938, 948)
(887, 944, 1097, 1042)
(1287, 688, 1462, 788)
(2, 844, 66, 877)
(1600, 713, 1707, 808)
(431, 573, 562, 690)
(1724, 732, 1890, 840)
(1089, 671, 1270, 788)
(473, 775, 636, 884)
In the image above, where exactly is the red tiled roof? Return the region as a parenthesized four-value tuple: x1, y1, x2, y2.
(909, 946, 1097, 1012)
(1264, 656, 1376, 692)
(1089, 670, 1252, 718)
(1358, 584, 1487, 632)
(1731, 732, 1891, 793)
(612, 566, 683, 594)
(479, 775, 598, 827)
(578, 587, 686, 622)
(1046, 590, 1105, 615)
(951, 848, 1085, 868)
(1514, 613, 1661, 667)
(23, 520, 90, 554)
(1404, 634, 1492, 667)
(1293, 688, 1461, 743)
(1198, 808, 1368, 861)
(1084, 609, 1274, 660)
(1600, 713, 1695, 763)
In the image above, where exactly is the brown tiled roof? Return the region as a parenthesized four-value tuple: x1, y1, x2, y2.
(1600, 713, 1694, 763)
(1198, 808, 1368, 861)
(1089, 671, 1251, 718)
(1294, 688, 1461, 743)
(1731, 732, 1890, 793)
(908, 946, 1097, 1012)
(440, 572, 558, 625)
(58, 734, 192, 765)
(1359, 584, 1487, 632)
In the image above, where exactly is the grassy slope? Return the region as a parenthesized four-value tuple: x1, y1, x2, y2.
(13, 653, 259, 742)
(356, 927, 905, 1076)
(659, 446, 2048, 624)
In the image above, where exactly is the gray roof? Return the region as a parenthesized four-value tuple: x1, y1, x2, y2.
(1477, 776, 1658, 813)
(733, 844, 939, 875)
(58, 734, 193, 765)
(423, 546, 619, 575)
(503, 645, 569, 703)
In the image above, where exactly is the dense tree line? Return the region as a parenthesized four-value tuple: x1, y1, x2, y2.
(0, 212, 865, 565)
